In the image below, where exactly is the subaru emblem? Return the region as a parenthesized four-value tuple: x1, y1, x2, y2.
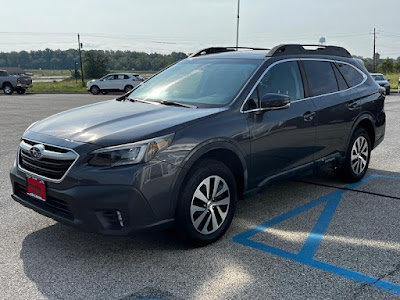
(29, 144, 45, 159)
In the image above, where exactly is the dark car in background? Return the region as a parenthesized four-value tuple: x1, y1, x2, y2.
(371, 73, 390, 95)
(10, 44, 385, 245)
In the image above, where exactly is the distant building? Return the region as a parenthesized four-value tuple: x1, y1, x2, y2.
(0, 67, 26, 75)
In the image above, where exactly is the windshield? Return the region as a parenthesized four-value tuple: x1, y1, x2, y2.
(372, 74, 385, 81)
(128, 58, 261, 107)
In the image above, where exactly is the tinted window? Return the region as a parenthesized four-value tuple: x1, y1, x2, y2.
(303, 61, 338, 96)
(336, 63, 364, 87)
(124, 75, 129, 79)
(332, 63, 349, 90)
(258, 61, 304, 100)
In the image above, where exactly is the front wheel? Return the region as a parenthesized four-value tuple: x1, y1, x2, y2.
(335, 127, 371, 182)
(176, 159, 237, 246)
(90, 85, 100, 95)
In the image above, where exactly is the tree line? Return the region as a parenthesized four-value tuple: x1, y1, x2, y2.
(1, 48, 400, 77)
(0, 49, 188, 72)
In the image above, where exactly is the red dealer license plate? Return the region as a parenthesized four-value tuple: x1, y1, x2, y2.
(26, 176, 46, 201)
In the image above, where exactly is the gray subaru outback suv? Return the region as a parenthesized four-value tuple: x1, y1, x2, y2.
(10, 44, 385, 245)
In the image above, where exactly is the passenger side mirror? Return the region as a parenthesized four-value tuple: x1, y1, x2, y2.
(387, 78, 390, 82)
(260, 93, 291, 111)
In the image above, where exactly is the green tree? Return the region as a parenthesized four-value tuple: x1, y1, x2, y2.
(83, 50, 108, 78)
(377, 58, 393, 74)
(393, 60, 400, 73)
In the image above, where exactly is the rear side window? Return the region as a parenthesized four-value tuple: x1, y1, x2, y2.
(336, 63, 364, 87)
(302, 61, 338, 96)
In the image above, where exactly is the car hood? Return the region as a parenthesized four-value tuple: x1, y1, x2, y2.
(29, 99, 221, 146)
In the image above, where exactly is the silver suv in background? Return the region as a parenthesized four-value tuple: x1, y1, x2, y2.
(87, 73, 144, 95)
(371, 73, 390, 95)
(0, 70, 33, 94)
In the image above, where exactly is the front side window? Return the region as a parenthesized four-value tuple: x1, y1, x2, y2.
(303, 61, 338, 96)
(243, 61, 304, 111)
(128, 58, 262, 107)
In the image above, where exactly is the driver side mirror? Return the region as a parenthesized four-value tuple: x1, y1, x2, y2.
(260, 93, 291, 111)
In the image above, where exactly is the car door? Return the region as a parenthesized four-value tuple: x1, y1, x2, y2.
(116, 74, 126, 90)
(244, 60, 318, 187)
(100, 75, 115, 90)
(301, 59, 363, 160)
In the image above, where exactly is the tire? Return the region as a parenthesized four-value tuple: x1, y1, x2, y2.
(124, 85, 133, 93)
(17, 89, 26, 94)
(335, 127, 371, 182)
(90, 85, 100, 95)
(3, 84, 13, 95)
(176, 159, 237, 246)
(101, 91, 108, 95)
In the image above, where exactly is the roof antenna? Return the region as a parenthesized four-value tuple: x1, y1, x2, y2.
(319, 36, 326, 46)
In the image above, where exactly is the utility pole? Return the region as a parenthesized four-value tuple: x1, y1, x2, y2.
(236, 0, 240, 48)
(372, 28, 376, 73)
(78, 34, 84, 86)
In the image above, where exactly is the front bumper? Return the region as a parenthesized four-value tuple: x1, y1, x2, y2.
(10, 161, 175, 235)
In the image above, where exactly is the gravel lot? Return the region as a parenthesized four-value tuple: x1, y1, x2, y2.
(1, 93, 400, 300)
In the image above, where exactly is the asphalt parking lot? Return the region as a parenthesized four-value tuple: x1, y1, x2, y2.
(1, 93, 400, 300)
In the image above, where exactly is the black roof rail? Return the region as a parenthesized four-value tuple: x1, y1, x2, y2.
(267, 44, 352, 58)
(189, 46, 271, 58)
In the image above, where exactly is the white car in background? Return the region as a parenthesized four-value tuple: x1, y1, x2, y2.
(87, 73, 144, 95)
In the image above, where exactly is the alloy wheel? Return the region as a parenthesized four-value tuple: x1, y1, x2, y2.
(190, 175, 230, 235)
(350, 136, 369, 174)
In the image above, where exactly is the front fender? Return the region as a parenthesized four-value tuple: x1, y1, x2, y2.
(168, 138, 249, 217)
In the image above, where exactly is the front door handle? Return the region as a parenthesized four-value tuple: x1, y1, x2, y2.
(347, 100, 359, 110)
(303, 111, 316, 121)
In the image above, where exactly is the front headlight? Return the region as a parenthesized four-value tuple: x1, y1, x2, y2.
(88, 133, 174, 167)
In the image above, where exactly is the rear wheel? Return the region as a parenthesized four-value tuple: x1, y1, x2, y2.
(335, 127, 371, 182)
(124, 85, 133, 93)
(17, 88, 26, 94)
(176, 159, 237, 246)
(90, 85, 100, 95)
(3, 84, 13, 95)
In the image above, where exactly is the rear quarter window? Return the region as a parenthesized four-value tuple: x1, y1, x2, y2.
(336, 63, 364, 87)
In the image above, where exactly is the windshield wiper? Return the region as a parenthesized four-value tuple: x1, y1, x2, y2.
(159, 100, 197, 109)
(126, 97, 160, 105)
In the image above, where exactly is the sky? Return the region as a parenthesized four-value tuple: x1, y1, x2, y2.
(1, 0, 400, 58)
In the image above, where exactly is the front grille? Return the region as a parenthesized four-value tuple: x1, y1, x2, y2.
(18, 139, 77, 181)
(15, 183, 73, 220)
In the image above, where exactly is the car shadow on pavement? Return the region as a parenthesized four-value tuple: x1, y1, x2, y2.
(19, 224, 191, 299)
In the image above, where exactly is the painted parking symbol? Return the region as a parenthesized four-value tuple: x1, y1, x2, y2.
(233, 174, 400, 296)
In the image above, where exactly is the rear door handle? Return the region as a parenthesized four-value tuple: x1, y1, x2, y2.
(303, 111, 316, 121)
(347, 100, 359, 110)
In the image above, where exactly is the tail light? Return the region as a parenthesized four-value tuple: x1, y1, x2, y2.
(17, 78, 21, 83)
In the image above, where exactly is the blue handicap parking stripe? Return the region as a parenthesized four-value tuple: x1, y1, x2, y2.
(233, 174, 400, 296)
